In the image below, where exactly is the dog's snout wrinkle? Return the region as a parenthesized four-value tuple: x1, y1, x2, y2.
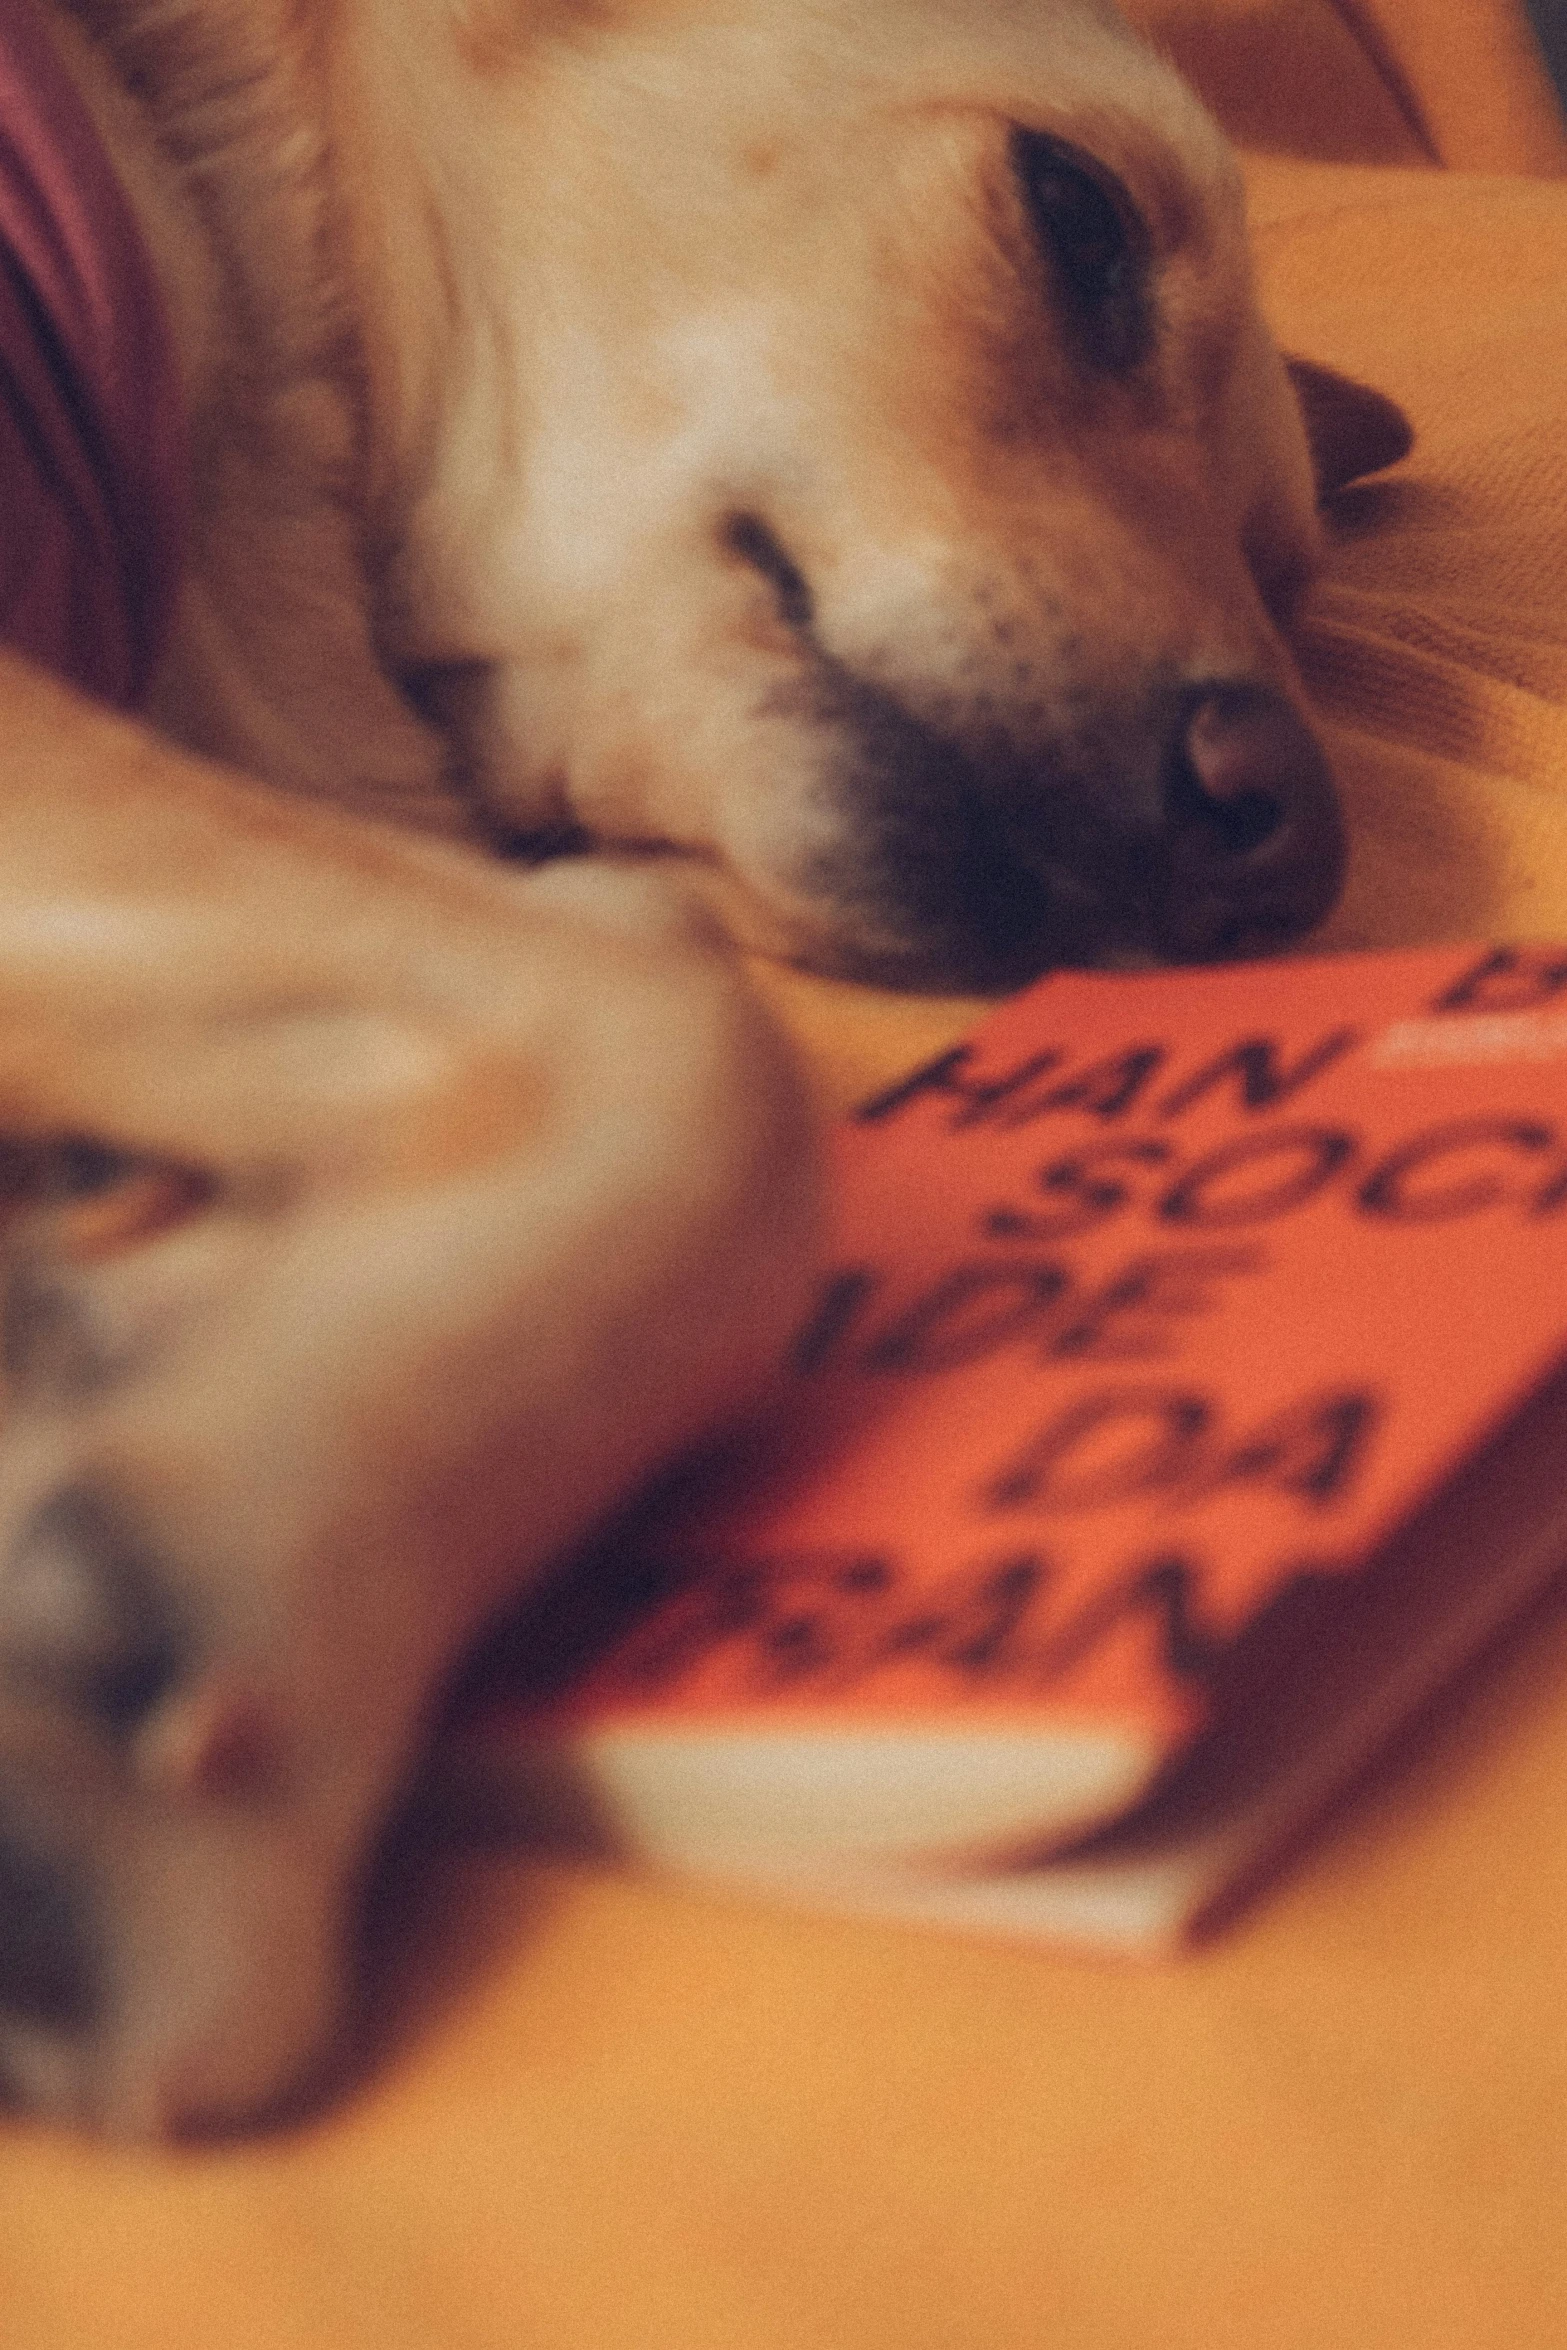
(720, 512, 815, 635)
(1158, 684, 1345, 959)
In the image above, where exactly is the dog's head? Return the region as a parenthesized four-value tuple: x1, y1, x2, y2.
(379, 0, 1409, 988)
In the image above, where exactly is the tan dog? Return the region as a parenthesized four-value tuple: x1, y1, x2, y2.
(0, 0, 1406, 2133)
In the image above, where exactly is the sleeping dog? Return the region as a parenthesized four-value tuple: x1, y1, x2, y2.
(0, 0, 1407, 2133)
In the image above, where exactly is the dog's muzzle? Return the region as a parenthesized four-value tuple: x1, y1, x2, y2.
(793, 667, 1345, 992)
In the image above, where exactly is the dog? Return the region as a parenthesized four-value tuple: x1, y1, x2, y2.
(0, 0, 1408, 2135)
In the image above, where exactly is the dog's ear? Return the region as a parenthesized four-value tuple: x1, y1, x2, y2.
(1285, 357, 1413, 501)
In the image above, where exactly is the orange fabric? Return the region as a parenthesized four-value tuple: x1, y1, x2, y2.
(7, 9, 1567, 2349)
(1122, 0, 1567, 173)
(1123, 0, 1435, 163)
(1255, 162, 1567, 960)
(1331, 0, 1567, 172)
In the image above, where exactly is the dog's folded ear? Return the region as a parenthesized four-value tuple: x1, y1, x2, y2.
(1285, 356, 1413, 501)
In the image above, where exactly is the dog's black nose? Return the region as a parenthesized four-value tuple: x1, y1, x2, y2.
(1155, 685, 1345, 959)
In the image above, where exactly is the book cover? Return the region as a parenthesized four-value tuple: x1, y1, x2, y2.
(443, 941, 1567, 1948)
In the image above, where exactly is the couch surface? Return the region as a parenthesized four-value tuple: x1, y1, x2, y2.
(5, 6, 1567, 2346)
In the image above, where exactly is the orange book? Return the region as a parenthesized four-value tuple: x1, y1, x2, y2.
(443, 942, 1567, 1949)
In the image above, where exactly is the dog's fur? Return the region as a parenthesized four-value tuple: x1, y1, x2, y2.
(0, 0, 1407, 2133)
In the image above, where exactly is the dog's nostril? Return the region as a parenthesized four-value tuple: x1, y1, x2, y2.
(720, 511, 814, 633)
(1158, 684, 1345, 958)
(1174, 692, 1288, 854)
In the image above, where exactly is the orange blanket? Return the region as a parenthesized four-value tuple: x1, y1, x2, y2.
(5, 10, 1566, 2348)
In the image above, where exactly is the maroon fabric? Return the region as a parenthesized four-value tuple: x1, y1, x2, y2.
(0, 0, 188, 708)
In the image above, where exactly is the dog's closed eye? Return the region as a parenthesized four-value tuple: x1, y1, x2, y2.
(1010, 128, 1153, 373)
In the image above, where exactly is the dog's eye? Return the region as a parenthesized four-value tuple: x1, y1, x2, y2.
(1010, 128, 1152, 371)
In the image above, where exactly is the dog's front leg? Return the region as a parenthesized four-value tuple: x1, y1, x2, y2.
(0, 653, 817, 2135)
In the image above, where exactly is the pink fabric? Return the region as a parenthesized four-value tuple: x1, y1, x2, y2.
(0, 0, 187, 707)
